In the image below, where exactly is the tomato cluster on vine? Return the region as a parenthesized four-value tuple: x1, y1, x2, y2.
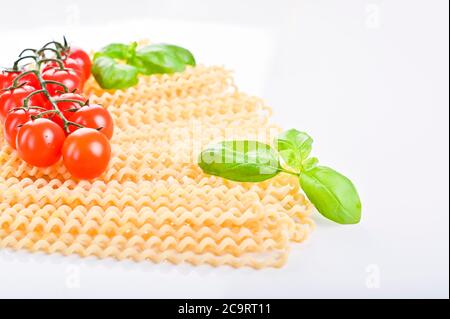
(0, 38, 113, 180)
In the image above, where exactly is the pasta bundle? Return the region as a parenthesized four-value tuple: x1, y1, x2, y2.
(0, 65, 314, 268)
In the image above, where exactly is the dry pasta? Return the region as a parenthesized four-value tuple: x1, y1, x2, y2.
(0, 65, 314, 268)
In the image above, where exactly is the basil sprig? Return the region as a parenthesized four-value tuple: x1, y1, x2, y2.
(199, 129, 362, 224)
(92, 42, 196, 90)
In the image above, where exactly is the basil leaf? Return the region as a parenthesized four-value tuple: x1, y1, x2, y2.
(302, 157, 319, 171)
(276, 129, 313, 171)
(92, 42, 196, 89)
(131, 43, 196, 75)
(97, 43, 136, 60)
(199, 141, 281, 182)
(92, 56, 139, 90)
(300, 166, 362, 224)
(152, 44, 196, 66)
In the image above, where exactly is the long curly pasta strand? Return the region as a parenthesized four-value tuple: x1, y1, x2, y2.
(0, 65, 313, 268)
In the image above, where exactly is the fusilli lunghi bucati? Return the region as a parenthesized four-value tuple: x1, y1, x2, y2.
(0, 65, 314, 268)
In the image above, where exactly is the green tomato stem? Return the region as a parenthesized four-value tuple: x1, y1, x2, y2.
(11, 70, 38, 88)
(13, 39, 85, 134)
(38, 58, 66, 70)
(42, 40, 66, 51)
(22, 89, 46, 108)
(53, 98, 86, 106)
(32, 109, 58, 119)
(13, 55, 37, 70)
(34, 69, 78, 134)
(37, 48, 62, 59)
(19, 48, 37, 57)
(42, 80, 69, 93)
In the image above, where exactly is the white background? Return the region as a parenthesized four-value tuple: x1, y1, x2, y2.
(0, 0, 448, 299)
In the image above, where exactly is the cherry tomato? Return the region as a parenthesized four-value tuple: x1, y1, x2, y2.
(16, 118, 65, 167)
(1, 70, 41, 89)
(43, 58, 85, 83)
(42, 67, 83, 95)
(62, 128, 111, 179)
(68, 47, 92, 80)
(0, 85, 45, 123)
(51, 93, 88, 129)
(3, 108, 41, 149)
(17, 72, 41, 89)
(0, 70, 21, 90)
(1, 69, 43, 90)
(70, 104, 114, 139)
(64, 58, 86, 82)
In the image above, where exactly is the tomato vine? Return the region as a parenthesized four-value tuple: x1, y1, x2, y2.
(1, 37, 113, 179)
(5, 41, 86, 133)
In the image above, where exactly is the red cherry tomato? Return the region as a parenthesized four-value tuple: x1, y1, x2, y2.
(3, 108, 41, 149)
(43, 58, 85, 83)
(64, 58, 86, 82)
(42, 67, 83, 95)
(68, 47, 92, 79)
(16, 118, 65, 167)
(0, 70, 21, 90)
(0, 85, 46, 123)
(62, 128, 111, 179)
(0, 70, 41, 89)
(70, 104, 114, 139)
(51, 93, 88, 129)
(17, 72, 41, 89)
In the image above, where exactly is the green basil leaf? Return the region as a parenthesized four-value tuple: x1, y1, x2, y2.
(131, 43, 195, 75)
(97, 43, 136, 60)
(275, 129, 313, 171)
(92, 56, 139, 90)
(151, 44, 196, 66)
(300, 166, 362, 224)
(302, 157, 319, 171)
(199, 141, 281, 182)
